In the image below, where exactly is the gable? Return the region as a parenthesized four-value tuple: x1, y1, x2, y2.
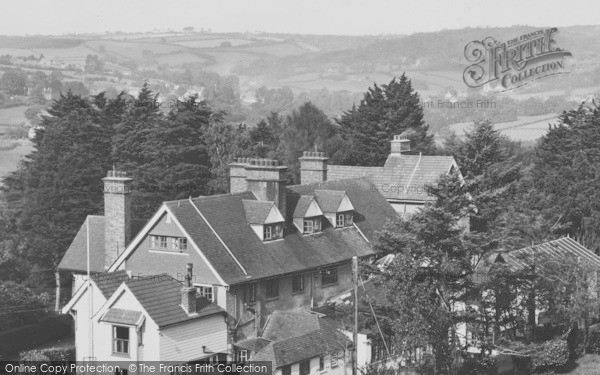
(148, 212, 184, 237)
(338, 194, 354, 212)
(264, 205, 285, 224)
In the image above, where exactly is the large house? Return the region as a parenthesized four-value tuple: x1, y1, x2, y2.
(59, 135, 460, 371)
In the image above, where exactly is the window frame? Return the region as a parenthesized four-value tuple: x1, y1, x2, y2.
(264, 223, 283, 241)
(197, 285, 214, 302)
(299, 359, 310, 375)
(321, 267, 338, 286)
(150, 235, 168, 249)
(171, 237, 187, 252)
(265, 279, 279, 300)
(292, 274, 305, 294)
(112, 325, 130, 355)
(336, 213, 345, 227)
(245, 283, 257, 304)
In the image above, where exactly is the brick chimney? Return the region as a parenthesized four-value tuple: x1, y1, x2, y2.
(102, 169, 132, 270)
(181, 263, 197, 315)
(229, 158, 250, 194)
(299, 151, 328, 185)
(245, 158, 288, 218)
(390, 134, 411, 155)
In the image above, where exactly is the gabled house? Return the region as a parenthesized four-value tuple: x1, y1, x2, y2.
(61, 264, 227, 363)
(324, 135, 460, 218)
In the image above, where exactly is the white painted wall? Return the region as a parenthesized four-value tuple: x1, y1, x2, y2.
(160, 314, 228, 361)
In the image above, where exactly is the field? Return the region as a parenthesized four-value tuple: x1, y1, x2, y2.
(447, 114, 560, 142)
(0, 106, 28, 126)
(0, 141, 33, 182)
(569, 354, 600, 374)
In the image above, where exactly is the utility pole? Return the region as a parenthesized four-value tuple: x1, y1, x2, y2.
(352, 256, 358, 375)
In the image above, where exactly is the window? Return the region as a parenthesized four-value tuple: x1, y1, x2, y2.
(171, 237, 187, 251)
(321, 267, 338, 286)
(150, 235, 167, 249)
(330, 352, 339, 368)
(113, 326, 129, 354)
(336, 213, 345, 227)
(265, 279, 279, 299)
(303, 217, 321, 234)
(319, 355, 325, 371)
(264, 223, 283, 241)
(282, 365, 291, 375)
(197, 286, 214, 302)
(345, 212, 353, 225)
(246, 283, 257, 303)
(292, 274, 304, 293)
(299, 360, 310, 375)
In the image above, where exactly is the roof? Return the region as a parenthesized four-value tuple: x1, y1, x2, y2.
(328, 154, 457, 202)
(156, 182, 396, 285)
(502, 236, 600, 272)
(476, 237, 600, 279)
(243, 200, 278, 224)
(100, 308, 143, 325)
(124, 274, 225, 328)
(252, 310, 351, 368)
(235, 337, 272, 352)
(313, 190, 346, 212)
(58, 215, 105, 273)
(92, 270, 129, 299)
(292, 196, 314, 218)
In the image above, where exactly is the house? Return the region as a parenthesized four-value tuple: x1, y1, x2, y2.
(235, 310, 370, 375)
(61, 264, 228, 364)
(325, 135, 460, 218)
(59, 136, 462, 372)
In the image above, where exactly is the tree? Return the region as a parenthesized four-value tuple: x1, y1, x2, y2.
(370, 172, 484, 374)
(1, 92, 115, 289)
(84, 54, 103, 73)
(277, 102, 342, 183)
(0, 68, 27, 95)
(205, 121, 251, 193)
(62, 81, 89, 97)
(334, 74, 434, 166)
(444, 119, 522, 232)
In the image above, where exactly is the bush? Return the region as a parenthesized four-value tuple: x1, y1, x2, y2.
(0, 281, 50, 330)
(587, 324, 600, 354)
(532, 339, 570, 373)
(20, 346, 74, 361)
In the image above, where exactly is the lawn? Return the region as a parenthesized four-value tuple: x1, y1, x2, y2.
(0, 140, 33, 182)
(569, 354, 600, 374)
(0, 105, 28, 125)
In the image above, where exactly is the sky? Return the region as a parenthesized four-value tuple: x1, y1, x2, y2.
(0, 0, 598, 36)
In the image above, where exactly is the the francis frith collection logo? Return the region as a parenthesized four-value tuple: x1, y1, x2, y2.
(463, 28, 572, 91)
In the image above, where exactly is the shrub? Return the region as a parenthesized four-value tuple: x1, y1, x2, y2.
(531, 339, 570, 373)
(586, 324, 600, 354)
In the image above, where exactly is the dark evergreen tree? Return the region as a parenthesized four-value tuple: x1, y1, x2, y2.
(333, 74, 434, 166)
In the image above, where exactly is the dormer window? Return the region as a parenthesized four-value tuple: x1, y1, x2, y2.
(336, 212, 353, 227)
(303, 217, 321, 234)
(264, 223, 283, 241)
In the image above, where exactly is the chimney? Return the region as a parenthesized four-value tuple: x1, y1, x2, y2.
(299, 151, 328, 185)
(102, 168, 132, 270)
(229, 158, 249, 194)
(181, 263, 197, 315)
(245, 158, 288, 218)
(390, 134, 411, 155)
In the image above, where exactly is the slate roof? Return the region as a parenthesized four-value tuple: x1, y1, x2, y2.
(292, 196, 314, 218)
(160, 181, 397, 285)
(58, 215, 105, 273)
(499, 237, 600, 272)
(243, 200, 277, 224)
(58, 216, 145, 273)
(101, 308, 143, 325)
(92, 270, 129, 299)
(313, 190, 345, 212)
(250, 310, 351, 369)
(328, 154, 456, 202)
(124, 274, 225, 328)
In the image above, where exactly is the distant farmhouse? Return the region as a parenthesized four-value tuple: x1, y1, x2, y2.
(58, 135, 462, 371)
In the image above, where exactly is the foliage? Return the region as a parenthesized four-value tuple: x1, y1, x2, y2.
(369, 172, 480, 374)
(531, 339, 570, 373)
(334, 74, 434, 166)
(0, 280, 50, 330)
(0, 68, 27, 95)
(84, 54, 104, 73)
(586, 325, 600, 354)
